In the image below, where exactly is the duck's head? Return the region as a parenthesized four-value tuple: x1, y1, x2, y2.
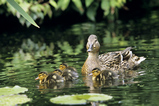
(35, 72, 48, 84)
(86, 35, 100, 53)
(53, 69, 63, 75)
(89, 68, 101, 78)
(59, 63, 68, 71)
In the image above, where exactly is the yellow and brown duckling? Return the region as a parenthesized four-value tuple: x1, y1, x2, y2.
(59, 63, 79, 81)
(82, 34, 146, 75)
(35, 71, 64, 84)
(90, 68, 118, 81)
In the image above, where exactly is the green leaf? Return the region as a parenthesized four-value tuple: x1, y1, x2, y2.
(49, 0, 58, 9)
(72, 0, 84, 14)
(110, 0, 116, 7)
(0, 95, 32, 106)
(7, 0, 40, 28)
(50, 93, 113, 105)
(57, 0, 70, 11)
(101, 0, 110, 16)
(0, 0, 6, 5)
(85, 0, 94, 7)
(86, 2, 99, 21)
(0, 85, 28, 96)
(62, 0, 70, 11)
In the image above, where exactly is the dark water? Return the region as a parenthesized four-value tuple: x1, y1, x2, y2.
(1, 10, 159, 106)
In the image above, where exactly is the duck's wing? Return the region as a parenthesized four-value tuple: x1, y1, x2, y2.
(121, 47, 133, 61)
(99, 47, 133, 70)
(99, 51, 123, 68)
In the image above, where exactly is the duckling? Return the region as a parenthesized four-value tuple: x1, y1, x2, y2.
(52, 69, 63, 76)
(35, 71, 64, 84)
(90, 68, 118, 81)
(59, 63, 79, 81)
(82, 34, 146, 75)
(35, 72, 48, 84)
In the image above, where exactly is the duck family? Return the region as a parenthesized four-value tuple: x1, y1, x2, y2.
(36, 34, 146, 85)
(82, 34, 146, 75)
(35, 63, 79, 84)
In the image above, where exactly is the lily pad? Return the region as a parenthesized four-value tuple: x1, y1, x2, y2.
(0, 95, 32, 106)
(50, 93, 113, 105)
(0, 85, 28, 96)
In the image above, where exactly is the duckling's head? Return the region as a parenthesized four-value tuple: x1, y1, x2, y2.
(59, 63, 68, 71)
(86, 35, 100, 53)
(35, 72, 48, 84)
(90, 68, 101, 79)
(53, 69, 63, 75)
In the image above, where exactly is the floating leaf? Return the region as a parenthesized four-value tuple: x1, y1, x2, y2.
(50, 93, 113, 105)
(0, 95, 31, 106)
(7, 0, 40, 28)
(0, 85, 28, 96)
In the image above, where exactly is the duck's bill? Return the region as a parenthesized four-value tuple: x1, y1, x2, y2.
(35, 77, 39, 80)
(87, 44, 93, 52)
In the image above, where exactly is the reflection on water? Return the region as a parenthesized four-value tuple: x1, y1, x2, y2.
(1, 15, 159, 105)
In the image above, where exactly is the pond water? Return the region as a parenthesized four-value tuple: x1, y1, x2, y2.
(1, 10, 159, 106)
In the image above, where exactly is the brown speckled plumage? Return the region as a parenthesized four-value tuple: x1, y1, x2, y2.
(82, 34, 146, 75)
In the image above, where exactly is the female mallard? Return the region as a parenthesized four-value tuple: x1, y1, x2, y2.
(82, 34, 146, 75)
(35, 71, 64, 84)
(90, 68, 118, 81)
(58, 63, 79, 81)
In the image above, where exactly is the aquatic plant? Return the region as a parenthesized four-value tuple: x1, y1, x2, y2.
(2, 0, 126, 27)
(50, 93, 113, 105)
(0, 85, 31, 105)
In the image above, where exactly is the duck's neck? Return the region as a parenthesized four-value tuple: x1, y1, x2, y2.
(88, 52, 99, 58)
(86, 52, 100, 72)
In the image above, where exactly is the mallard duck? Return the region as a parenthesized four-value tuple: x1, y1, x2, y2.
(90, 68, 118, 81)
(59, 63, 79, 81)
(35, 71, 64, 84)
(82, 34, 146, 75)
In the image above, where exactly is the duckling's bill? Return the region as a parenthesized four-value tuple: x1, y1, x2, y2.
(35, 77, 39, 80)
(89, 73, 93, 76)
